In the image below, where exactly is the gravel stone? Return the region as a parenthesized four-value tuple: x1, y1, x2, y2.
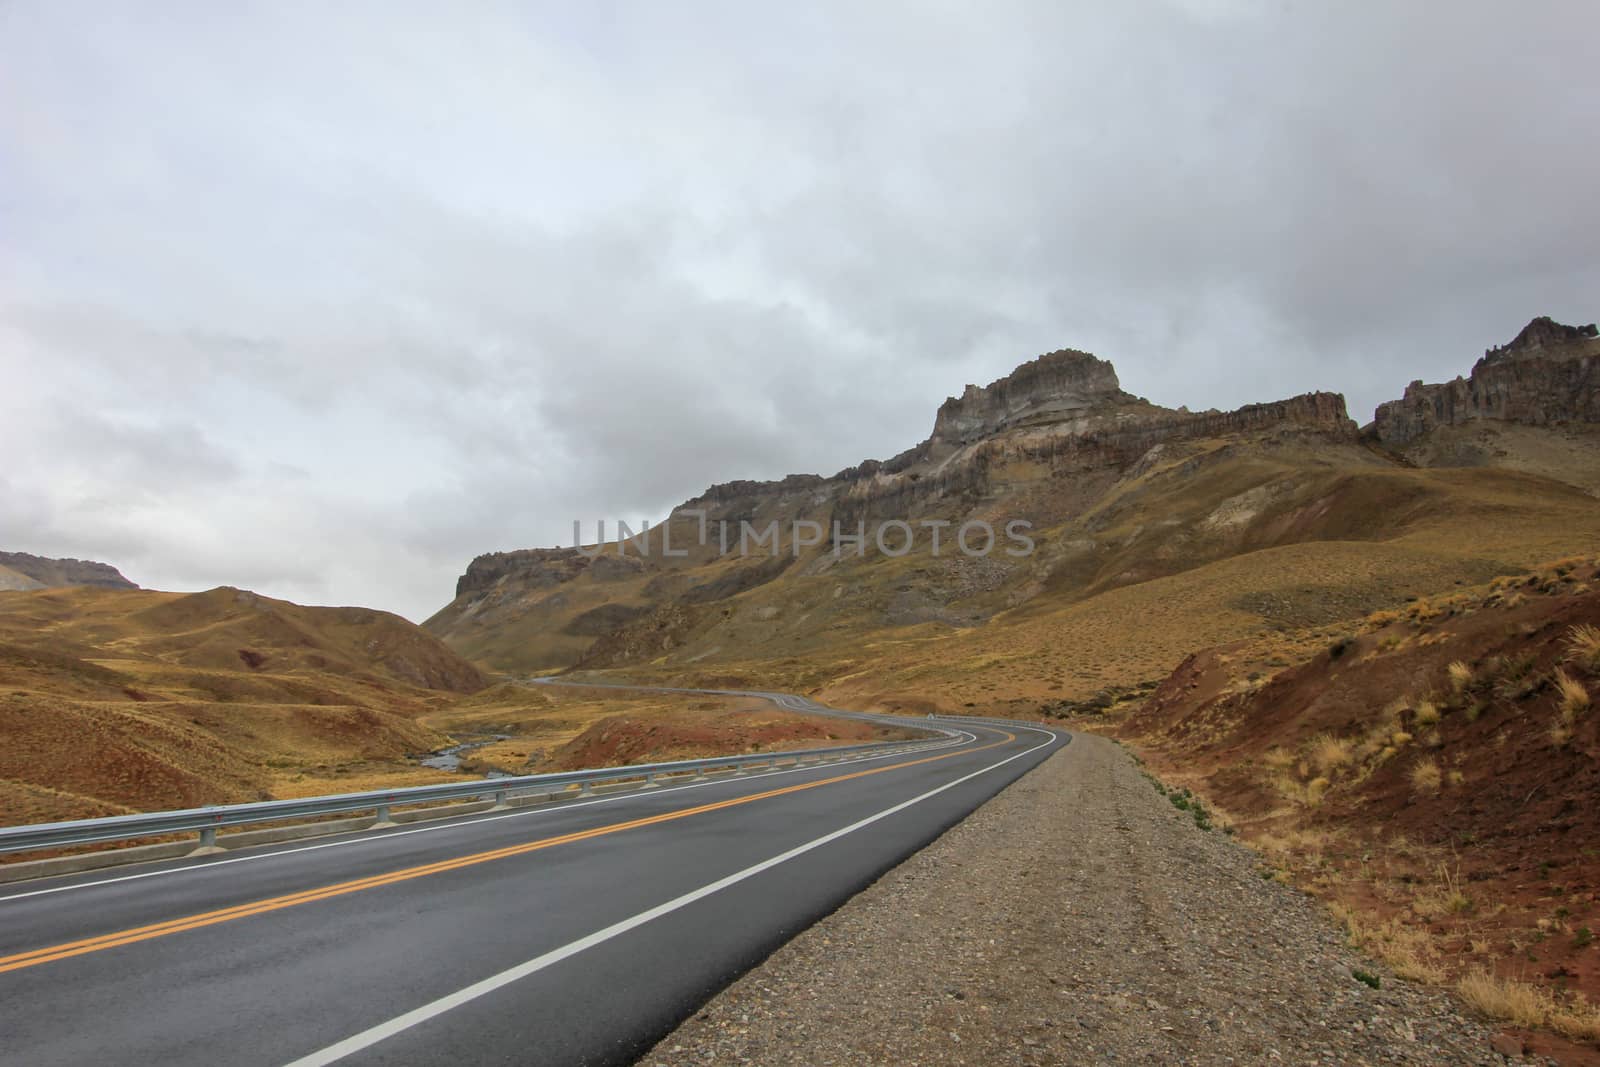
(646, 733, 1548, 1065)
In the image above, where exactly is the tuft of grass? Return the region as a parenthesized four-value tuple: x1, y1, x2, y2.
(1306, 776, 1331, 806)
(1459, 969, 1549, 1028)
(1308, 733, 1353, 775)
(1565, 623, 1600, 674)
(1391, 730, 1414, 746)
(1447, 660, 1474, 694)
(1351, 968, 1381, 990)
(1554, 668, 1590, 719)
(1458, 969, 1600, 1041)
(1415, 700, 1441, 727)
(1409, 758, 1442, 794)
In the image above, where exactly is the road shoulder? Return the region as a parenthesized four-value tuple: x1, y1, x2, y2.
(648, 732, 1537, 1065)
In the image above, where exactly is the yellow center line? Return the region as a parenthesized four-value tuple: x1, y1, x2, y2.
(0, 732, 1015, 976)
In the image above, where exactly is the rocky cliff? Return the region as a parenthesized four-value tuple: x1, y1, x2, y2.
(0, 552, 138, 590)
(1371, 316, 1600, 446)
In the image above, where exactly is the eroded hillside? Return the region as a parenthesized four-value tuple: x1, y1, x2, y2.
(1112, 557, 1600, 1061)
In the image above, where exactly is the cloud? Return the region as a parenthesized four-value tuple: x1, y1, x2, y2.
(2, 0, 1597, 620)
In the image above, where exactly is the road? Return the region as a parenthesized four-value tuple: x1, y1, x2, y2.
(0, 693, 1065, 1067)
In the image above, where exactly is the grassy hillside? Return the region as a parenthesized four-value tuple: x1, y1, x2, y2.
(0, 587, 897, 829)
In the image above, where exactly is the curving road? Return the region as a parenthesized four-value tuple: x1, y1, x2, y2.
(0, 691, 1065, 1067)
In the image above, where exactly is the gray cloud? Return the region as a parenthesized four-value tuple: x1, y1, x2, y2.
(2, 1, 1596, 620)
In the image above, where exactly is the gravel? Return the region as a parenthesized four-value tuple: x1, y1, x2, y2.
(646, 733, 1545, 1065)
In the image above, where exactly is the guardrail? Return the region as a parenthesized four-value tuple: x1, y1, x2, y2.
(0, 716, 958, 859)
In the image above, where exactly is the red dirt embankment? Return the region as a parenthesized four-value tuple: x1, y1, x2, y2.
(1116, 557, 1600, 1063)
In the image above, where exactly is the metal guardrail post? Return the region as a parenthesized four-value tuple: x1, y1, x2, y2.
(644, 772, 658, 787)
(373, 803, 394, 828)
(191, 825, 224, 856)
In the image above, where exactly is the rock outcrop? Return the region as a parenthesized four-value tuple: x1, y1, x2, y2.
(0, 552, 138, 590)
(1371, 316, 1600, 446)
(929, 349, 1143, 446)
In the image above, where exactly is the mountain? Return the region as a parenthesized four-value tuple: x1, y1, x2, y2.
(0, 551, 139, 590)
(1370, 316, 1600, 493)
(427, 317, 1600, 711)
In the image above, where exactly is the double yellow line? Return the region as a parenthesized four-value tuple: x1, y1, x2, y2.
(0, 733, 1011, 976)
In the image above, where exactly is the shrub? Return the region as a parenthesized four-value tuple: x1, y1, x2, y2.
(1409, 758, 1442, 794)
(1352, 969, 1381, 990)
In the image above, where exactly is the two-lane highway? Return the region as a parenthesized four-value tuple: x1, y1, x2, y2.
(0, 701, 1064, 1066)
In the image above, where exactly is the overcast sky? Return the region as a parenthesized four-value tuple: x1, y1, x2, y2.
(3, 2, 1597, 622)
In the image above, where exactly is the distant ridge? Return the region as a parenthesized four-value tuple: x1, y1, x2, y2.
(0, 551, 138, 590)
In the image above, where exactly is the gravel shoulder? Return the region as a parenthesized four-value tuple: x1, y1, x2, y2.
(647, 732, 1541, 1065)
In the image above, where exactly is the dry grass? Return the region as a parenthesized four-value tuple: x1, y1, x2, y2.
(1554, 668, 1590, 718)
(1306, 776, 1331, 806)
(1414, 700, 1441, 727)
(1459, 970, 1600, 1040)
(1565, 623, 1600, 674)
(1307, 733, 1353, 775)
(1338, 909, 1448, 984)
(1460, 969, 1550, 1028)
(1412, 863, 1472, 918)
(1409, 757, 1442, 794)
(1447, 660, 1475, 693)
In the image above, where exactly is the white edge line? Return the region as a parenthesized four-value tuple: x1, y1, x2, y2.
(0, 731, 980, 906)
(280, 726, 1062, 1067)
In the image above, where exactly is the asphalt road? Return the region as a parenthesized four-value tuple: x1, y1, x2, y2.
(0, 697, 1065, 1067)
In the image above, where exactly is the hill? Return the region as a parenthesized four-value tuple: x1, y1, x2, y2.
(0, 586, 895, 831)
(0, 585, 486, 824)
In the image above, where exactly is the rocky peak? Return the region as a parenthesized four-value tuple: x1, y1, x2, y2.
(1488, 316, 1599, 362)
(1371, 316, 1600, 447)
(930, 349, 1140, 446)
